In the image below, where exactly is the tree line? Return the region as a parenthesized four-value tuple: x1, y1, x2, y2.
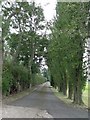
(2, 1, 48, 95)
(47, 2, 89, 105)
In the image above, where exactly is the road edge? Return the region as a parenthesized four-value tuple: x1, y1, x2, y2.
(51, 87, 88, 111)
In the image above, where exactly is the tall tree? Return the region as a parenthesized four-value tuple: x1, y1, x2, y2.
(2, 1, 47, 94)
(48, 2, 89, 104)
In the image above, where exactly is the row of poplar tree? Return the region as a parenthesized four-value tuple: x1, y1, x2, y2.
(47, 2, 90, 105)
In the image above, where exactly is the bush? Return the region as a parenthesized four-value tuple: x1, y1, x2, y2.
(10, 63, 30, 92)
(32, 73, 45, 86)
(2, 60, 30, 95)
(2, 60, 13, 95)
(2, 60, 45, 96)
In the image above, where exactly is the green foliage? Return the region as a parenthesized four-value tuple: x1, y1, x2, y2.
(2, 1, 48, 96)
(48, 2, 89, 104)
(12, 64, 29, 89)
(2, 60, 30, 95)
(2, 60, 13, 95)
(33, 73, 45, 85)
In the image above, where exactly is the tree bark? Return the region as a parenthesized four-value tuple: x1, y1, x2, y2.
(62, 72, 67, 96)
(68, 81, 73, 99)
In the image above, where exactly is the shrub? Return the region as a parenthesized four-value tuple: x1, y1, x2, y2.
(32, 73, 45, 85)
(2, 60, 30, 95)
(2, 60, 13, 95)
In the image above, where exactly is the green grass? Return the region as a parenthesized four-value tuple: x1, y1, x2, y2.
(82, 82, 90, 108)
(51, 87, 73, 105)
(52, 82, 90, 108)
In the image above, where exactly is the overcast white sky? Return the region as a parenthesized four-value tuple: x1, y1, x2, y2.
(8, 0, 57, 21)
(28, 0, 57, 21)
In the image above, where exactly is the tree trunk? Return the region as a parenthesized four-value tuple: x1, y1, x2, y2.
(62, 72, 67, 96)
(59, 82, 63, 92)
(73, 83, 78, 104)
(28, 40, 35, 88)
(68, 81, 73, 99)
(73, 67, 83, 105)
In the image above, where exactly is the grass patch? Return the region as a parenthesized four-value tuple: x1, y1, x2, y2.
(51, 86, 88, 109)
(82, 82, 90, 108)
(51, 87, 73, 105)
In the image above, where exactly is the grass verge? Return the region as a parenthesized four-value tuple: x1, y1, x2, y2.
(51, 87, 73, 104)
(82, 82, 90, 109)
(51, 87, 87, 109)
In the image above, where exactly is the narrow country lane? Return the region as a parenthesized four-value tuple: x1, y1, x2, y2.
(2, 82, 88, 118)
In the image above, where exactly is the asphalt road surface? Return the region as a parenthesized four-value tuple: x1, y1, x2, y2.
(2, 82, 88, 118)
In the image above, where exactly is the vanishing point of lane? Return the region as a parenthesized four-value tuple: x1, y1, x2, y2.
(3, 82, 88, 118)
